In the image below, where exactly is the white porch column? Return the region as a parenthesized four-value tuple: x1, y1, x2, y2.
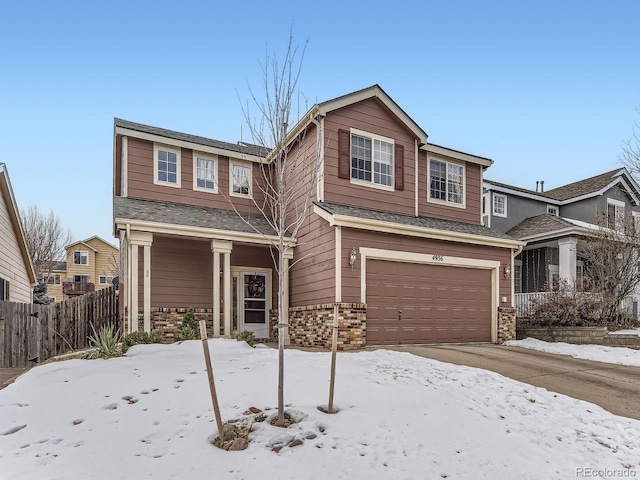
(211, 240, 233, 338)
(558, 237, 577, 287)
(283, 248, 294, 346)
(130, 232, 154, 332)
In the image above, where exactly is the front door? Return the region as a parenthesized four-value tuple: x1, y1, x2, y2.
(239, 272, 269, 339)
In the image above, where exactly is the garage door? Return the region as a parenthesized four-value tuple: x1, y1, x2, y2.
(366, 260, 492, 345)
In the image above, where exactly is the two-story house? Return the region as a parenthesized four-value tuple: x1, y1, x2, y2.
(483, 168, 640, 309)
(43, 236, 119, 301)
(0, 163, 37, 303)
(113, 85, 524, 348)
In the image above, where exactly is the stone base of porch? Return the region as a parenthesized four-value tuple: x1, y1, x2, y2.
(497, 306, 516, 343)
(132, 308, 225, 342)
(276, 303, 366, 351)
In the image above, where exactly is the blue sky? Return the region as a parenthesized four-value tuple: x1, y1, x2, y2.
(1, 0, 639, 245)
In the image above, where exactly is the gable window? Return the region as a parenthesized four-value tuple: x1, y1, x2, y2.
(154, 144, 181, 187)
(607, 199, 625, 231)
(99, 275, 113, 285)
(350, 130, 394, 189)
(492, 194, 507, 217)
(193, 153, 218, 193)
(429, 159, 464, 205)
(73, 250, 89, 265)
(230, 161, 251, 197)
(547, 206, 558, 216)
(0, 277, 9, 301)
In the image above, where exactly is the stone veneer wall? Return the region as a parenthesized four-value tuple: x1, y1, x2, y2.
(136, 308, 218, 341)
(284, 303, 366, 351)
(497, 307, 516, 343)
(517, 326, 640, 349)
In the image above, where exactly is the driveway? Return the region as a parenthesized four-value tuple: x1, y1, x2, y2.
(381, 344, 640, 420)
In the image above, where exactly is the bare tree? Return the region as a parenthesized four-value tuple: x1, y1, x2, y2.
(235, 32, 321, 426)
(620, 109, 640, 176)
(20, 204, 72, 279)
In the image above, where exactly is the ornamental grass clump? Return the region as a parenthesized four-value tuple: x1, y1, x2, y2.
(88, 323, 122, 359)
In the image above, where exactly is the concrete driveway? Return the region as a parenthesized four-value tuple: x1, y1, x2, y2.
(381, 344, 640, 420)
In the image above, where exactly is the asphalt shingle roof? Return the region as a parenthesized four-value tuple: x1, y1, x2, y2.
(506, 214, 577, 240)
(315, 201, 518, 242)
(114, 118, 268, 158)
(114, 196, 285, 237)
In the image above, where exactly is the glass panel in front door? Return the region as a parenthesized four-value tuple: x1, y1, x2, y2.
(242, 273, 268, 338)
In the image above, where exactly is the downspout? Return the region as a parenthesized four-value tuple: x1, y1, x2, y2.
(126, 223, 131, 333)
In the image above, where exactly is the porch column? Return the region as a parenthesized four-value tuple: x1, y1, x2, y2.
(130, 232, 154, 332)
(283, 248, 294, 346)
(558, 237, 577, 287)
(211, 240, 233, 338)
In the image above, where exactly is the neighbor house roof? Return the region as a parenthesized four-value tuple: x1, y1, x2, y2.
(543, 169, 634, 201)
(0, 163, 37, 285)
(505, 214, 601, 242)
(114, 196, 290, 243)
(114, 118, 268, 159)
(315, 201, 523, 248)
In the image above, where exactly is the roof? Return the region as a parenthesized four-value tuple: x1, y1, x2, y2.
(114, 196, 289, 239)
(114, 118, 268, 158)
(315, 201, 521, 245)
(0, 163, 37, 285)
(66, 236, 118, 251)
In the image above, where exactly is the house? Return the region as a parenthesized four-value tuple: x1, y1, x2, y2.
(113, 85, 524, 348)
(483, 168, 640, 308)
(43, 237, 119, 301)
(0, 163, 37, 303)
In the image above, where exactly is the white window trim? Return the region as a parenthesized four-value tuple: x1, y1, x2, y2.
(73, 250, 89, 266)
(99, 275, 113, 285)
(607, 198, 625, 230)
(43, 274, 61, 285)
(427, 156, 466, 209)
(193, 152, 218, 193)
(153, 143, 181, 188)
(492, 193, 507, 217)
(547, 205, 559, 216)
(229, 160, 252, 198)
(349, 128, 395, 192)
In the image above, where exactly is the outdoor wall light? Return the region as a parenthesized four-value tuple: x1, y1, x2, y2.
(503, 263, 511, 279)
(349, 247, 357, 270)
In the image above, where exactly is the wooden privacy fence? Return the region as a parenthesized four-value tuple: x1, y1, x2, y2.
(0, 286, 120, 367)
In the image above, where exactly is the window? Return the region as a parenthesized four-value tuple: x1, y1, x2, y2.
(99, 275, 113, 285)
(74, 275, 90, 283)
(0, 277, 9, 301)
(230, 161, 251, 197)
(73, 250, 89, 265)
(429, 159, 464, 205)
(154, 144, 181, 187)
(193, 153, 218, 193)
(43, 274, 61, 285)
(492, 194, 507, 217)
(607, 199, 625, 231)
(547, 206, 558, 216)
(350, 130, 394, 189)
(514, 261, 522, 294)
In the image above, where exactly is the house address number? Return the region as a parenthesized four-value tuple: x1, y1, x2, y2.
(432, 255, 444, 262)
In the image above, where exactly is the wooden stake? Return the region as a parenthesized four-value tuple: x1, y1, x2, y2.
(199, 320, 225, 438)
(327, 303, 339, 414)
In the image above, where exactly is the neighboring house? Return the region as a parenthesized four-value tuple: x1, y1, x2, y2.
(113, 84, 524, 348)
(483, 168, 640, 306)
(44, 236, 119, 301)
(0, 163, 37, 303)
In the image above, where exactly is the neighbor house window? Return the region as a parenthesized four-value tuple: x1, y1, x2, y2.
(0, 277, 9, 301)
(193, 153, 218, 193)
(607, 199, 625, 231)
(547, 206, 558, 216)
(514, 261, 522, 294)
(429, 159, 464, 205)
(99, 276, 113, 285)
(493, 194, 507, 217)
(350, 130, 394, 189)
(154, 143, 181, 187)
(73, 250, 89, 265)
(74, 275, 90, 283)
(43, 274, 61, 285)
(230, 161, 251, 197)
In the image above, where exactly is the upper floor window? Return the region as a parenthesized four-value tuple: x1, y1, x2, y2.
(99, 275, 113, 285)
(350, 130, 394, 189)
(73, 250, 89, 265)
(429, 159, 464, 205)
(607, 199, 625, 231)
(230, 161, 251, 197)
(154, 144, 181, 188)
(43, 274, 61, 285)
(492, 194, 507, 217)
(193, 153, 218, 193)
(74, 275, 90, 283)
(547, 205, 558, 216)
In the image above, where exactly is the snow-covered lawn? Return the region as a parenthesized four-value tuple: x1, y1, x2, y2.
(1, 339, 639, 480)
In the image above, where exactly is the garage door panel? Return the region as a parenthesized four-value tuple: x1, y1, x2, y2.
(367, 260, 492, 345)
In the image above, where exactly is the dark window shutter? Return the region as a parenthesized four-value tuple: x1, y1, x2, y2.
(338, 129, 350, 179)
(394, 144, 404, 191)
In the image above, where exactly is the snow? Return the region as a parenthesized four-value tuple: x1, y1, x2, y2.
(1, 339, 639, 479)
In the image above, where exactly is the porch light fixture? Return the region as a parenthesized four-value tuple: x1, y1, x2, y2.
(349, 247, 357, 270)
(503, 263, 511, 279)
